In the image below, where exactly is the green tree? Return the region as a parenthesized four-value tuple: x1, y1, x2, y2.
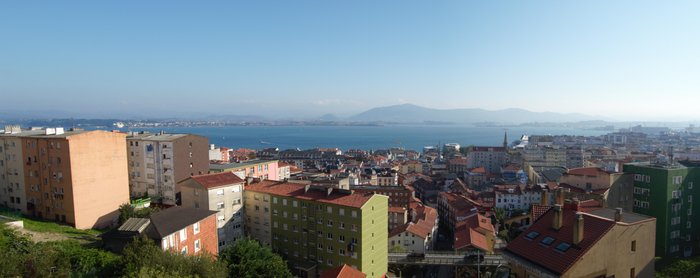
(119, 235, 227, 278)
(118, 203, 161, 225)
(219, 238, 292, 278)
(657, 259, 699, 278)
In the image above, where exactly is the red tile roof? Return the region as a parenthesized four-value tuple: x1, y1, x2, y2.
(189, 172, 245, 189)
(245, 180, 378, 208)
(389, 205, 437, 239)
(320, 264, 366, 278)
(505, 208, 617, 275)
(530, 204, 552, 222)
(453, 214, 494, 252)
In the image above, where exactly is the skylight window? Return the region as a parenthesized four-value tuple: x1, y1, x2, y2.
(525, 231, 540, 240)
(555, 242, 571, 252)
(541, 236, 555, 246)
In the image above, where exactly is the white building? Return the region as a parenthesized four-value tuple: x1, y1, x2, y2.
(179, 172, 246, 250)
(494, 185, 544, 211)
(388, 204, 438, 254)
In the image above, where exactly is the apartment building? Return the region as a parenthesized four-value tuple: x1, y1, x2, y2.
(244, 180, 388, 278)
(126, 132, 209, 204)
(209, 159, 280, 181)
(624, 161, 700, 257)
(16, 128, 129, 229)
(0, 125, 44, 213)
(179, 172, 246, 250)
(467, 146, 508, 174)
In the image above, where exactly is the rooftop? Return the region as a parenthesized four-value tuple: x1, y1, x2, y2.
(246, 180, 381, 208)
(505, 208, 618, 275)
(147, 206, 217, 239)
(320, 264, 366, 278)
(188, 172, 245, 189)
(127, 132, 196, 141)
(210, 159, 279, 170)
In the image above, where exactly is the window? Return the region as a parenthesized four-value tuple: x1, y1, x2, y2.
(327, 206, 332, 214)
(690, 195, 693, 203)
(217, 202, 225, 209)
(630, 268, 635, 278)
(674, 176, 682, 185)
(194, 239, 201, 253)
(327, 233, 333, 239)
(180, 228, 187, 242)
(540, 237, 555, 246)
(194, 222, 200, 234)
(631, 240, 636, 252)
(688, 221, 692, 229)
(339, 235, 345, 242)
(525, 231, 540, 240)
(339, 208, 345, 216)
(690, 182, 694, 189)
(555, 242, 571, 252)
(216, 189, 224, 195)
(273, 197, 278, 204)
(233, 185, 241, 192)
(181, 246, 188, 255)
(282, 199, 287, 206)
(352, 210, 358, 218)
(293, 200, 298, 207)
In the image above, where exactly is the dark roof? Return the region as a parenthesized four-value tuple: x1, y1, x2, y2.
(189, 172, 245, 189)
(147, 206, 217, 239)
(505, 208, 616, 275)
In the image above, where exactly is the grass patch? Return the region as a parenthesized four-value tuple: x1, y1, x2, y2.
(0, 208, 103, 237)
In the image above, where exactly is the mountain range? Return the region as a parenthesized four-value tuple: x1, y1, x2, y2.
(344, 104, 605, 124)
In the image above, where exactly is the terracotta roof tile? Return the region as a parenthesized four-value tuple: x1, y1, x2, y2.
(320, 264, 366, 278)
(190, 172, 245, 189)
(245, 180, 378, 208)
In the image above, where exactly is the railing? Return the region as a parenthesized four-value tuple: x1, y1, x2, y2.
(387, 252, 507, 266)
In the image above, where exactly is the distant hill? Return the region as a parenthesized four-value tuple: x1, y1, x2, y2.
(347, 104, 602, 124)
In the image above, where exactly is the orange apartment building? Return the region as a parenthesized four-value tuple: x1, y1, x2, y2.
(14, 128, 129, 229)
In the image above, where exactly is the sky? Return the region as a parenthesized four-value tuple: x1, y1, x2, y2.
(1, 1, 699, 121)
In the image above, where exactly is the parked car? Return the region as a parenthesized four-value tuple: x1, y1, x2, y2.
(407, 252, 425, 259)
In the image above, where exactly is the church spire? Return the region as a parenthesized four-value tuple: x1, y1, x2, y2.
(503, 130, 508, 148)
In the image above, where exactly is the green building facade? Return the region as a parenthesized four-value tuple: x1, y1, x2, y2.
(245, 181, 388, 278)
(624, 162, 700, 258)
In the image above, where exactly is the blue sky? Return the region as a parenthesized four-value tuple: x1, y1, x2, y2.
(1, 1, 699, 120)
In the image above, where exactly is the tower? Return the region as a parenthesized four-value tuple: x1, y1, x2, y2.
(503, 130, 508, 148)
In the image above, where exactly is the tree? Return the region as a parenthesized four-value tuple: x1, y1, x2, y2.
(119, 235, 227, 278)
(657, 259, 699, 278)
(219, 238, 292, 278)
(118, 203, 161, 225)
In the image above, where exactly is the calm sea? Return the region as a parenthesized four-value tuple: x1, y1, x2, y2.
(123, 125, 609, 151)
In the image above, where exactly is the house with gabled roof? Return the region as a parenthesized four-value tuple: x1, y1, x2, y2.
(101, 206, 218, 256)
(504, 205, 655, 278)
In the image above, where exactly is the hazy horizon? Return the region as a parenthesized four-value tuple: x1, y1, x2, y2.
(2, 1, 699, 121)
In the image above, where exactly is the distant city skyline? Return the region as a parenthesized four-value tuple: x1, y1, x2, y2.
(1, 1, 699, 121)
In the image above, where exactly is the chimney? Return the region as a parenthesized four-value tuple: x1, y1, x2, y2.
(540, 191, 549, 205)
(573, 213, 584, 245)
(574, 199, 581, 212)
(246, 177, 254, 185)
(556, 188, 565, 206)
(615, 208, 623, 222)
(326, 187, 334, 196)
(304, 184, 311, 193)
(552, 204, 563, 230)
